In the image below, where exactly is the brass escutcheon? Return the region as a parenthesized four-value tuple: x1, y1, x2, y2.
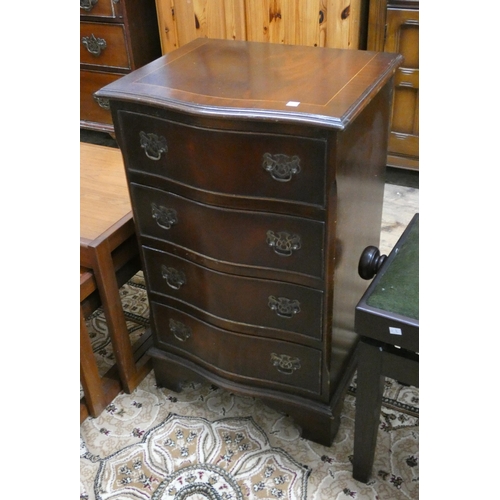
(161, 266, 186, 290)
(151, 203, 178, 230)
(140, 131, 168, 161)
(169, 319, 191, 342)
(268, 296, 301, 318)
(270, 353, 301, 375)
(262, 153, 301, 182)
(266, 230, 301, 257)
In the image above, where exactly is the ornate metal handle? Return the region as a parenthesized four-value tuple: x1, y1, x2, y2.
(262, 153, 301, 182)
(80, 0, 98, 12)
(169, 319, 191, 342)
(266, 230, 301, 257)
(151, 203, 178, 230)
(268, 296, 300, 318)
(82, 34, 107, 56)
(270, 353, 301, 375)
(161, 265, 186, 290)
(140, 131, 168, 161)
(93, 95, 110, 110)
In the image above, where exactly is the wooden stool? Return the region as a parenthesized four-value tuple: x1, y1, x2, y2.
(353, 214, 419, 482)
(80, 143, 152, 405)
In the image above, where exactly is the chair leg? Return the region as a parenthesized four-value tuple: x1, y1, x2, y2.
(80, 307, 107, 419)
(92, 241, 138, 393)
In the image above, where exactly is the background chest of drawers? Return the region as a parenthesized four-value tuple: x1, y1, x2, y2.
(80, 0, 161, 133)
(96, 39, 403, 446)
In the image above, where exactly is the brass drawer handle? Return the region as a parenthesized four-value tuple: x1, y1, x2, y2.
(169, 319, 191, 342)
(161, 265, 186, 290)
(268, 296, 301, 318)
(270, 353, 301, 375)
(93, 95, 110, 110)
(82, 33, 107, 56)
(80, 0, 98, 12)
(262, 153, 301, 182)
(151, 203, 178, 230)
(266, 230, 301, 257)
(140, 131, 168, 160)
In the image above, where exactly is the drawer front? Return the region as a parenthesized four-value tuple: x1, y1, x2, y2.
(80, 22, 130, 69)
(80, 70, 122, 126)
(143, 247, 323, 339)
(80, 0, 120, 18)
(152, 302, 322, 394)
(131, 184, 325, 279)
(118, 111, 327, 207)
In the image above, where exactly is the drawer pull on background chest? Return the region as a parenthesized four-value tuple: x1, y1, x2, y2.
(169, 319, 191, 342)
(161, 265, 186, 290)
(268, 296, 301, 318)
(151, 203, 178, 230)
(82, 34, 107, 57)
(140, 131, 168, 160)
(262, 153, 301, 182)
(266, 230, 301, 257)
(93, 95, 110, 110)
(80, 0, 98, 11)
(270, 353, 301, 375)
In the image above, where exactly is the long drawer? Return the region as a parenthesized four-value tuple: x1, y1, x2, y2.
(152, 302, 322, 394)
(80, 22, 130, 69)
(131, 183, 325, 280)
(80, 70, 123, 127)
(143, 246, 323, 339)
(117, 111, 327, 208)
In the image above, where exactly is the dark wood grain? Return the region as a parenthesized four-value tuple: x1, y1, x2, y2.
(96, 38, 403, 129)
(117, 109, 327, 208)
(142, 246, 324, 341)
(100, 39, 402, 446)
(130, 183, 325, 281)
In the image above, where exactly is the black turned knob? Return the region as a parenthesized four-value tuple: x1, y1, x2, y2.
(358, 246, 387, 280)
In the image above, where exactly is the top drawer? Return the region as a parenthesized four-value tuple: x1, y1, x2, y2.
(80, 22, 130, 69)
(80, 0, 121, 18)
(117, 111, 327, 208)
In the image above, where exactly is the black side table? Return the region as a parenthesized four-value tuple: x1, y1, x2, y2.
(352, 213, 419, 483)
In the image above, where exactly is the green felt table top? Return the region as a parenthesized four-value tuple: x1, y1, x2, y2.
(366, 216, 419, 320)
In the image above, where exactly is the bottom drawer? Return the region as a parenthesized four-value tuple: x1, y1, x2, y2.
(80, 69, 123, 128)
(152, 302, 322, 395)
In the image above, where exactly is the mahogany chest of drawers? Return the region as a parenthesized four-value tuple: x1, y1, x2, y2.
(96, 39, 403, 446)
(80, 0, 161, 133)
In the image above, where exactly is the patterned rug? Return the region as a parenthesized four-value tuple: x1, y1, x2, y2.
(80, 270, 419, 500)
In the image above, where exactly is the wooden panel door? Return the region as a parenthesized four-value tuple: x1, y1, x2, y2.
(368, 0, 419, 170)
(385, 7, 419, 170)
(155, 0, 368, 54)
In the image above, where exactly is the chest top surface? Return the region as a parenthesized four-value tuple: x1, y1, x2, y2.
(97, 38, 403, 129)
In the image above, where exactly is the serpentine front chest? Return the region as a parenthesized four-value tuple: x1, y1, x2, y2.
(96, 38, 403, 446)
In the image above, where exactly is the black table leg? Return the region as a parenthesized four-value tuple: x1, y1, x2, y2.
(352, 340, 385, 483)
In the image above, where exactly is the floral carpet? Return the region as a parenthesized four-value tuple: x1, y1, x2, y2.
(80, 276, 418, 500)
(80, 184, 419, 500)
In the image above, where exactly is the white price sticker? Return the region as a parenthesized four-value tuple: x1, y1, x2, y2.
(389, 327, 402, 336)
